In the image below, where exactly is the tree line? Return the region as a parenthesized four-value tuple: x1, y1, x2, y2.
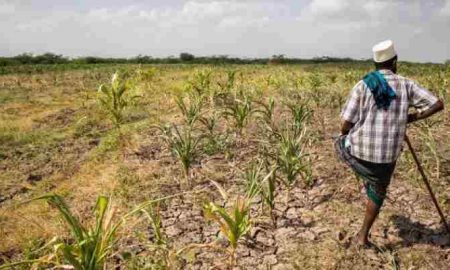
(0, 52, 372, 66)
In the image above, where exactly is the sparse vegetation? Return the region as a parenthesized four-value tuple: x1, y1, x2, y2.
(1, 63, 448, 269)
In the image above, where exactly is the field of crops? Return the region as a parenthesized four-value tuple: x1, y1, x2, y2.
(0, 63, 449, 269)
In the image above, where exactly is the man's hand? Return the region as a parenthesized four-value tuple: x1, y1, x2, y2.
(340, 120, 355, 135)
(407, 113, 418, 123)
(408, 100, 444, 124)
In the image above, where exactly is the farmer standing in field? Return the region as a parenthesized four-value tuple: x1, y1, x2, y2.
(335, 40, 444, 247)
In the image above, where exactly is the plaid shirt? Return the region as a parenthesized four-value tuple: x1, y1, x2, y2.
(341, 69, 438, 163)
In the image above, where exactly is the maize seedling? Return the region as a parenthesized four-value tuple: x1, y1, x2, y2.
(203, 195, 251, 267)
(156, 123, 204, 185)
(97, 71, 139, 129)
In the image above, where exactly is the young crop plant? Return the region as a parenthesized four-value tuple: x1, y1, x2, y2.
(156, 123, 203, 184)
(330, 89, 346, 112)
(287, 103, 312, 137)
(218, 70, 237, 93)
(6, 194, 118, 270)
(243, 160, 276, 202)
(276, 126, 312, 202)
(262, 166, 277, 224)
(135, 66, 157, 83)
(255, 97, 276, 131)
(188, 69, 213, 97)
(242, 160, 277, 224)
(199, 113, 218, 137)
(3, 192, 195, 270)
(213, 70, 238, 108)
(97, 71, 139, 129)
(142, 202, 166, 246)
(204, 194, 251, 266)
(199, 113, 228, 155)
(223, 96, 253, 134)
(175, 94, 203, 126)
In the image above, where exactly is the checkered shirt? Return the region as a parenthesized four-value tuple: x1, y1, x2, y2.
(341, 69, 438, 163)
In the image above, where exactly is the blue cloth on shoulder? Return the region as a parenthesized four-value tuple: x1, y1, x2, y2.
(363, 71, 396, 109)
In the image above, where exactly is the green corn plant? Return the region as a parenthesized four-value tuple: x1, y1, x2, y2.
(156, 124, 203, 183)
(141, 202, 166, 246)
(98, 71, 139, 129)
(2, 191, 197, 270)
(308, 72, 322, 95)
(255, 97, 275, 130)
(218, 70, 237, 93)
(203, 194, 251, 266)
(287, 103, 312, 137)
(223, 96, 253, 134)
(199, 113, 218, 137)
(243, 160, 277, 224)
(135, 66, 157, 82)
(262, 167, 277, 223)
(243, 160, 275, 201)
(330, 89, 346, 112)
(213, 70, 238, 108)
(244, 162, 264, 201)
(175, 95, 203, 126)
(276, 127, 312, 202)
(188, 69, 212, 97)
(5, 194, 118, 270)
(199, 113, 231, 156)
(328, 73, 338, 84)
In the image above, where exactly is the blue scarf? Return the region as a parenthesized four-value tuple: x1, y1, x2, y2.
(363, 71, 396, 109)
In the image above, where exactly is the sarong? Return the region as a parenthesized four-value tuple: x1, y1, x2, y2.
(335, 135, 396, 207)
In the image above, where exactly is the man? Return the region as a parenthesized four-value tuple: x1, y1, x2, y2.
(335, 40, 444, 247)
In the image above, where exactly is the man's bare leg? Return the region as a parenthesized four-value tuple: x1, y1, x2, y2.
(356, 198, 380, 246)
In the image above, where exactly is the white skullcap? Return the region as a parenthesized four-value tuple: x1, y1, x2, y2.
(372, 40, 397, 63)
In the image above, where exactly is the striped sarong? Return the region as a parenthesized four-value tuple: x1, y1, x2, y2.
(335, 135, 396, 207)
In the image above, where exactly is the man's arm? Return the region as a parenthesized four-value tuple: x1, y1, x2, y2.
(341, 120, 355, 135)
(340, 82, 362, 135)
(408, 99, 444, 123)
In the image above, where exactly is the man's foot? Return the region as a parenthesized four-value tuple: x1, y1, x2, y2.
(354, 232, 372, 248)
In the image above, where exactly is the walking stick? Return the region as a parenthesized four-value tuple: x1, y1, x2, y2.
(404, 134, 450, 235)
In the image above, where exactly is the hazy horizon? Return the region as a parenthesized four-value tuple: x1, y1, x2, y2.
(1, 0, 449, 63)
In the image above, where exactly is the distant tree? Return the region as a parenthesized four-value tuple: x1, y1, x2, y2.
(34, 53, 68, 64)
(268, 54, 285, 65)
(132, 54, 153, 64)
(13, 53, 34, 64)
(180, 52, 195, 62)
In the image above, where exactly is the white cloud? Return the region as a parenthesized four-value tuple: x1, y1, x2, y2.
(0, 1, 15, 14)
(0, 0, 449, 62)
(441, 0, 450, 16)
(308, 0, 348, 16)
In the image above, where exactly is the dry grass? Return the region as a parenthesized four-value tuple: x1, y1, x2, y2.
(0, 63, 449, 269)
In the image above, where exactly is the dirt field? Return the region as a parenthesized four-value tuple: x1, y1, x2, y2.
(0, 63, 449, 269)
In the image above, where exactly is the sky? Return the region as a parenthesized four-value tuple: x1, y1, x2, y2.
(1, 0, 449, 63)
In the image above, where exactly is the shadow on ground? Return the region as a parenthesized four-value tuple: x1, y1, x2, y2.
(390, 214, 450, 248)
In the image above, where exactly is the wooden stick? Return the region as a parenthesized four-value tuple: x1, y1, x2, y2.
(405, 134, 450, 235)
